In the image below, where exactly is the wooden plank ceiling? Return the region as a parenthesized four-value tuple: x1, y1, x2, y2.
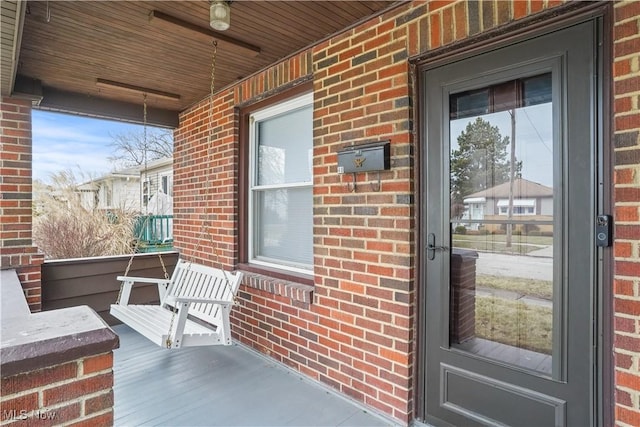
(16, 1, 396, 126)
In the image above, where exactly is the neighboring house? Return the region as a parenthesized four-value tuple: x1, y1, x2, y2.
(139, 157, 173, 215)
(461, 178, 553, 232)
(74, 157, 173, 215)
(76, 166, 139, 211)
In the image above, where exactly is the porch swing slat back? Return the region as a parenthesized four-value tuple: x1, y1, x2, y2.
(110, 259, 243, 348)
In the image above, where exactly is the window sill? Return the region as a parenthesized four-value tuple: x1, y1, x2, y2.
(238, 263, 314, 305)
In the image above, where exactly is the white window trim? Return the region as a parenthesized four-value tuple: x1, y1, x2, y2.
(248, 92, 313, 275)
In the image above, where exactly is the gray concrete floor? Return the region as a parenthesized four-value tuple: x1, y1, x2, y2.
(112, 325, 396, 427)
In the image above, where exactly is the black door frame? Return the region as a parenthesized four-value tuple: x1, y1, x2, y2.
(411, 2, 613, 425)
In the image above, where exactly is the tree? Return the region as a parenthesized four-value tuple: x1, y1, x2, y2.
(108, 129, 173, 169)
(450, 117, 521, 204)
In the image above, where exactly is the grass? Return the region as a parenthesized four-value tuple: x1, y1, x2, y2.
(452, 233, 553, 255)
(475, 295, 553, 354)
(460, 274, 553, 355)
(477, 274, 553, 300)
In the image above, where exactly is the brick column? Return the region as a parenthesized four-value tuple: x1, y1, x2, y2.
(450, 249, 478, 344)
(0, 97, 44, 312)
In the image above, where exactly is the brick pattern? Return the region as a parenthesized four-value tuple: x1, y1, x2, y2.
(450, 251, 478, 343)
(613, 2, 640, 426)
(173, 0, 640, 424)
(0, 97, 44, 312)
(0, 352, 115, 427)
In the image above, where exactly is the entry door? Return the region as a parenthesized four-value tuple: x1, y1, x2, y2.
(422, 21, 600, 427)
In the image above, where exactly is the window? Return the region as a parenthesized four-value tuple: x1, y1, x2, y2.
(247, 93, 313, 274)
(161, 174, 173, 196)
(497, 199, 536, 216)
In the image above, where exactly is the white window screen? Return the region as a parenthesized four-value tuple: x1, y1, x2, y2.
(249, 93, 313, 273)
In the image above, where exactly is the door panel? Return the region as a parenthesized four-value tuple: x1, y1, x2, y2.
(422, 21, 598, 427)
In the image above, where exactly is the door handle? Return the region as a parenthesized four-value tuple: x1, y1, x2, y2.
(427, 233, 447, 260)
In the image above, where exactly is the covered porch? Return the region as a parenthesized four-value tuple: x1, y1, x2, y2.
(113, 324, 393, 426)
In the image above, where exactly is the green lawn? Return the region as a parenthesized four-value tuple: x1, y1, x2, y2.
(477, 274, 553, 300)
(475, 295, 553, 354)
(452, 233, 553, 255)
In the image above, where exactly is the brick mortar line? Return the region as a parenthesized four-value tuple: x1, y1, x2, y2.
(613, 92, 640, 100)
(613, 147, 640, 154)
(612, 292, 640, 300)
(613, 32, 640, 43)
(614, 312, 640, 321)
(612, 13, 640, 26)
(613, 53, 640, 64)
(616, 330, 640, 340)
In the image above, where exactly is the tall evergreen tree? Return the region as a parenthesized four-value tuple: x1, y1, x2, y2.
(450, 117, 521, 204)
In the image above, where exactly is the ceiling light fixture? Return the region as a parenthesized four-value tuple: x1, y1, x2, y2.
(210, 1, 230, 31)
(148, 10, 260, 56)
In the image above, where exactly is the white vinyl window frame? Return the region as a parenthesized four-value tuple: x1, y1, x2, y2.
(248, 92, 313, 274)
(161, 173, 173, 196)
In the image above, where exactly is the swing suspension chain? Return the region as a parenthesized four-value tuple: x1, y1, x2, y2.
(206, 41, 234, 301)
(166, 40, 232, 348)
(210, 40, 217, 105)
(191, 40, 217, 263)
(195, 40, 233, 296)
(117, 94, 169, 305)
(143, 95, 169, 279)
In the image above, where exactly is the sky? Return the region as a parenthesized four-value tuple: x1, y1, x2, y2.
(450, 103, 554, 187)
(32, 110, 149, 183)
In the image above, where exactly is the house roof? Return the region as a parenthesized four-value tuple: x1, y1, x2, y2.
(78, 165, 140, 188)
(140, 157, 173, 173)
(464, 178, 553, 199)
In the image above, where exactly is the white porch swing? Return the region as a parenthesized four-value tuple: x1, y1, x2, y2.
(110, 40, 243, 349)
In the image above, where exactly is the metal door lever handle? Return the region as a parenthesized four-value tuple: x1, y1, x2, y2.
(427, 233, 447, 260)
(427, 243, 446, 251)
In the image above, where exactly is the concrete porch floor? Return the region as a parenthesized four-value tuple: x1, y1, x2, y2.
(113, 325, 396, 426)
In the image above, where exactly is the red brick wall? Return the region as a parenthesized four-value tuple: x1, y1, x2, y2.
(174, 0, 640, 424)
(613, 2, 640, 426)
(0, 352, 115, 426)
(0, 97, 44, 312)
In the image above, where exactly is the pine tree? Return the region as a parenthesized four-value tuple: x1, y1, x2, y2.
(450, 117, 521, 203)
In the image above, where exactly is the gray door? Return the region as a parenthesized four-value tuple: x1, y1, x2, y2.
(422, 20, 600, 427)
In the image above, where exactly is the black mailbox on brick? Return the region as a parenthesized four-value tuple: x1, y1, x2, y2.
(337, 141, 390, 174)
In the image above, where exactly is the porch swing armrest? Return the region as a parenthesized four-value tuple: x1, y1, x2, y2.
(116, 276, 171, 285)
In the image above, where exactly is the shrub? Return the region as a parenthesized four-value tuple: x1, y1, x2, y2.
(33, 171, 136, 259)
(454, 225, 467, 234)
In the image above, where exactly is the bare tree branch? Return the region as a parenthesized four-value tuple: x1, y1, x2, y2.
(108, 129, 173, 168)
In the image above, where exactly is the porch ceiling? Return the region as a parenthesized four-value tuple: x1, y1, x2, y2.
(5, 1, 397, 127)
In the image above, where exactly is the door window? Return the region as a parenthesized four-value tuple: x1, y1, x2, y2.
(449, 74, 556, 374)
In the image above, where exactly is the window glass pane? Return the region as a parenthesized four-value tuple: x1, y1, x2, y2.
(257, 105, 312, 185)
(523, 74, 552, 106)
(256, 187, 313, 267)
(449, 72, 554, 374)
(450, 89, 489, 120)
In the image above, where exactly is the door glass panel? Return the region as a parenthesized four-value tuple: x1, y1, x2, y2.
(449, 73, 554, 374)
